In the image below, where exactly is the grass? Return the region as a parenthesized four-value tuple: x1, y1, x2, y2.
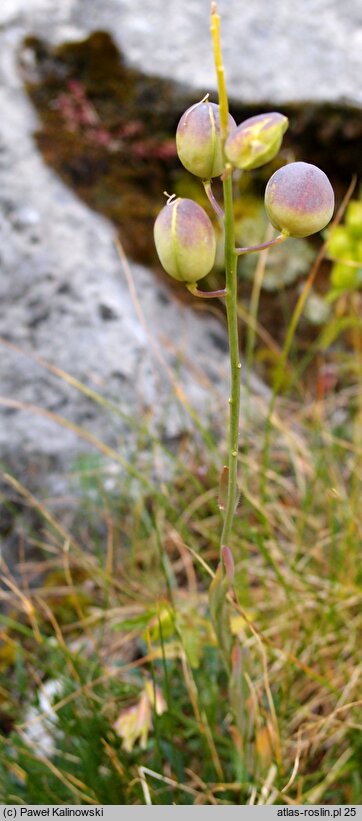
(0, 287, 361, 804)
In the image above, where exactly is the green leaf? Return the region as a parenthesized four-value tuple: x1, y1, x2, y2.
(318, 317, 361, 349)
(209, 564, 233, 673)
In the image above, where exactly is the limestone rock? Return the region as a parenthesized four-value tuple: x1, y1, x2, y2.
(1, 0, 360, 106)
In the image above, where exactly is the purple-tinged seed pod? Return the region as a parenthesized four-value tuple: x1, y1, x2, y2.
(225, 112, 288, 171)
(176, 101, 237, 179)
(154, 197, 216, 283)
(264, 162, 335, 238)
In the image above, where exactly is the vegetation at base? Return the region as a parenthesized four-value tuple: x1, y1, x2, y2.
(1, 332, 361, 802)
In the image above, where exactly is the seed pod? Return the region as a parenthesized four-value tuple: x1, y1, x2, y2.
(327, 226, 354, 260)
(176, 101, 237, 179)
(331, 262, 359, 291)
(154, 197, 216, 283)
(264, 162, 335, 238)
(345, 201, 362, 239)
(225, 112, 288, 171)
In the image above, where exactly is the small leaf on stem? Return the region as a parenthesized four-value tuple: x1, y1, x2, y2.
(231, 641, 242, 679)
(218, 465, 229, 511)
(221, 544, 235, 586)
(209, 563, 233, 673)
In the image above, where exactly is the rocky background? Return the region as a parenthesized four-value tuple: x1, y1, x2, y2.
(0, 0, 361, 561)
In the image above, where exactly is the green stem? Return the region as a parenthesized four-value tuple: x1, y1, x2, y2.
(220, 172, 241, 553)
(203, 180, 224, 218)
(187, 283, 227, 299)
(210, 3, 229, 137)
(211, 1, 240, 557)
(236, 232, 287, 255)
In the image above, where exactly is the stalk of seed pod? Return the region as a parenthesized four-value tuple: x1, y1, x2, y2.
(154, 197, 216, 283)
(176, 100, 237, 179)
(264, 161, 335, 238)
(225, 111, 288, 171)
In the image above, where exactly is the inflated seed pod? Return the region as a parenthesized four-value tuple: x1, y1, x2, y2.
(225, 112, 288, 171)
(176, 101, 237, 179)
(264, 162, 335, 238)
(154, 198, 216, 283)
(345, 201, 362, 239)
(326, 226, 354, 259)
(331, 262, 359, 291)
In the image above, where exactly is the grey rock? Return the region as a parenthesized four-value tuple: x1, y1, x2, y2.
(87, 0, 362, 107)
(1, 0, 360, 106)
(0, 0, 269, 559)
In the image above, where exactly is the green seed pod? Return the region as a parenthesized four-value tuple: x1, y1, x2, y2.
(225, 112, 288, 171)
(356, 240, 362, 263)
(326, 226, 354, 260)
(154, 197, 216, 283)
(345, 201, 362, 239)
(176, 101, 237, 179)
(264, 162, 335, 238)
(331, 262, 359, 291)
